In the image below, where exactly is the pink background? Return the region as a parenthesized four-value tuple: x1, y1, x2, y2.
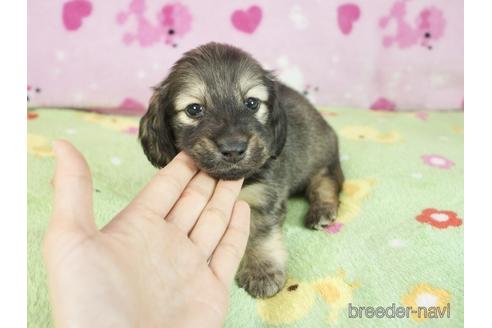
(27, 0, 464, 114)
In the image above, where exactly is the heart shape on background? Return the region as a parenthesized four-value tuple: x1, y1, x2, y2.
(337, 3, 360, 35)
(370, 97, 396, 111)
(231, 5, 262, 34)
(63, 0, 93, 31)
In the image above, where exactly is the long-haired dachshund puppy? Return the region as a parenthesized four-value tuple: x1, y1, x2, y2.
(139, 42, 344, 298)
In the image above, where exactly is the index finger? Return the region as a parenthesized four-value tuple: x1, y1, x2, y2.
(124, 152, 198, 220)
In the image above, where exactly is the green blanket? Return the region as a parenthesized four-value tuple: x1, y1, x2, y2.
(28, 108, 464, 327)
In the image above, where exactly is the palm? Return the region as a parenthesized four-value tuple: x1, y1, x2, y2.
(105, 216, 228, 327)
(44, 141, 250, 328)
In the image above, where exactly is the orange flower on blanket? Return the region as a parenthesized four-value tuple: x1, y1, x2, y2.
(27, 112, 38, 120)
(416, 208, 462, 229)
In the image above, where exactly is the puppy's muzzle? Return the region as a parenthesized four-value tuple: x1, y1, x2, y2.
(216, 135, 248, 163)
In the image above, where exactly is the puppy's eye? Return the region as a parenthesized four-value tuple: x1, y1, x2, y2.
(244, 97, 260, 112)
(185, 103, 204, 118)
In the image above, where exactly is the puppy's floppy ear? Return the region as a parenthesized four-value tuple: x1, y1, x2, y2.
(139, 86, 177, 168)
(269, 82, 287, 158)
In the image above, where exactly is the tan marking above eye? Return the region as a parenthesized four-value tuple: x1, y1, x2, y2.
(174, 77, 207, 111)
(245, 85, 269, 102)
(174, 95, 203, 111)
(239, 72, 262, 92)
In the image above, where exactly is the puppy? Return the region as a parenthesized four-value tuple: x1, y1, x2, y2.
(139, 42, 344, 298)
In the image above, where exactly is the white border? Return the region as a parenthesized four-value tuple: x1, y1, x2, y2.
(6, 1, 483, 326)
(0, 0, 27, 326)
(465, 0, 492, 326)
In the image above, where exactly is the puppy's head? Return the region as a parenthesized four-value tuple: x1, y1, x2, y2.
(139, 43, 287, 180)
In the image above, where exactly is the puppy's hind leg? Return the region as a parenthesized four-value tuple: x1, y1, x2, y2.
(305, 159, 344, 230)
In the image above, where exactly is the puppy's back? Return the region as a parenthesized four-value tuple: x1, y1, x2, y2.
(276, 83, 340, 194)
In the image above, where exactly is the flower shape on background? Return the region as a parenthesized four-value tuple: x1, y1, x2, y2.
(402, 283, 451, 322)
(370, 97, 396, 111)
(421, 154, 454, 169)
(416, 208, 462, 229)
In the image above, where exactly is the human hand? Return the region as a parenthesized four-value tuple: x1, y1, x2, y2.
(43, 140, 250, 328)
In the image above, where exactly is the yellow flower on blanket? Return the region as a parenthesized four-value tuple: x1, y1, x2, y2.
(257, 278, 316, 325)
(313, 270, 360, 324)
(340, 126, 401, 143)
(337, 178, 376, 223)
(81, 112, 138, 132)
(257, 270, 358, 325)
(452, 125, 464, 135)
(27, 134, 53, 157)
(402, 283, 451, 322)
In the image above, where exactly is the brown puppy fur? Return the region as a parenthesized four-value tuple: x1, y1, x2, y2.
(139, 42, 344, 298)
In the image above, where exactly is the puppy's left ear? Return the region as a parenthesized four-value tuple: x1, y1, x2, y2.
(139, 86, 177, 168)
(269, 82, 287, 158)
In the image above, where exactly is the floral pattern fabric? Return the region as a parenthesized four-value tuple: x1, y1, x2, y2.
(28, 107, 464, 326)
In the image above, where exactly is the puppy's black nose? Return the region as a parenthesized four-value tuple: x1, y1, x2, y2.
(217, 137, 247, 163)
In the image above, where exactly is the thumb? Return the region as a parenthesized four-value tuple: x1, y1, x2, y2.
(51, 140, 96, 234)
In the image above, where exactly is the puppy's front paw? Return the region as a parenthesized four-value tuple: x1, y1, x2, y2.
(237, 265, 286, 298)
(305, 202, 337, 230)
